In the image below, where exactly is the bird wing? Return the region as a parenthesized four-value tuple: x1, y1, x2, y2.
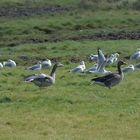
(24, 74, 38, 81)
(27, 64, 40, 70)
(70, 66, 82, 72)
(97, 49, 106, 70)
(91, 73, 115, 83)
(104, 74, 121, 87)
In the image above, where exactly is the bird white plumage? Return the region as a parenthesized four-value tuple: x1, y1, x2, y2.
(0, 62, 3, 68)
(41, 59, 52, 68)
(27, 63, 63, 87)
(122, 64, 135, 73)
(26, 61, 42, 70)
(3, 59, 16, 67)
(130, 49, 140, 60)
(70, 61, 86, 73)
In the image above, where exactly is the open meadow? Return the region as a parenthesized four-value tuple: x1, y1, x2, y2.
(0, 0, 140, 139)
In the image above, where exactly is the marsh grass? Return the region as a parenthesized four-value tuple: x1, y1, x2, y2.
(0, 0, 140, 139)
(0, 40, 140, 139)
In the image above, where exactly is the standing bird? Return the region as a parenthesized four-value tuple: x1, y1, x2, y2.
(91, 60, 126, 89)
(3, 59, 16, 67)
(29, 63, 63, 87)
(70, 61, 86, 73)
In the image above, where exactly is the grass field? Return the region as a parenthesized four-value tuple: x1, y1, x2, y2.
(0, 0, 140, 140)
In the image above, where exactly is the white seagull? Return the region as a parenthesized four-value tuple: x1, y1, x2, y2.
(86, 48, 111, 75)
(130, 49, 140, 60)
(0, 62, 3, 68)
(42, 59, 52, 68)
(96, 48, 111, 74)
(107, 53, 119, 65)
(3, 59, 16, 67)
(85, 64, 98, 73)
(26, 61, 42, 70)
(89, 54, 98, 62)
(134, 63, 140, 69)
(122, 64, 135, 73)
(70, 61, 86, 73)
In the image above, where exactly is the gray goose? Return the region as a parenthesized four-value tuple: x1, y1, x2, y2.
(91, 60, 126, 89)
(30, 63, 63, 87)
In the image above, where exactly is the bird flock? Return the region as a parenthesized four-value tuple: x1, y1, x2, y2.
(2, 48, 140, 89)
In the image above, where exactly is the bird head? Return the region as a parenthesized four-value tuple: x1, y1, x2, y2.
(118, 60, 127, 66)
(56, 63, 64, 67)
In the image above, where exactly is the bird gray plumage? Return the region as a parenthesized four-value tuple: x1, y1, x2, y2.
(30, 63, 63, 87)
(134, 63, 140, 69)
(122, 64, 134, 73)
(91, 60, 126, 89)
(26, 61, 42, 70)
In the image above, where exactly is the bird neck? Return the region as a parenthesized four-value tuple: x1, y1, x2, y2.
(117, 63, 122, 75)
(50, 64, 57, 79)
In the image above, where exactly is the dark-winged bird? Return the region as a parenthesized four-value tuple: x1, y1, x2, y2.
(91, 60, 126, 89)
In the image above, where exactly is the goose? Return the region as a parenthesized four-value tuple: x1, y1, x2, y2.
(91, 60, 126, 89)
(122, 64, 134, 73)
(26, 61, 42, 70)
(29, 63, 63, 87)
(24, 73, 47, 82)
(41, 59, 52, 68)
(0, 62, 3, 68)
(3, 59, 16, 67)
(70, 61, 86, 73)
(130, 49, 140, 60)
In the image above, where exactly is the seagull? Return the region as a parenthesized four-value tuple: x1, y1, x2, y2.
(85, 64, 98, 73)
(107, 53, 119, 65)
(91, 60, 126, 89)
(89, 54, 98, 62)
(96, 48, 111, 74)
(130, 49, 140, 60)
(3, 59, 16, 67)
(70, 61, 86, 73)
(122, 64, 135, 73)
(41, 59, 52, 68)
(29, 63, 64, 87)
(26, 61, 42, 70)
(96, 60, 112, 75)
(96, 48, 106, 71)
(86, 48, 111, 75)
(0, 62, 3, 68)
(134, 63, 140, 69)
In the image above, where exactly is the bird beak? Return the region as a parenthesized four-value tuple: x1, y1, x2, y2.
(124, 62, 127, 65)
(58, 63, 64, 67)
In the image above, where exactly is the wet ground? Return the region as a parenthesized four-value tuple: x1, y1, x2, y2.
(0, 5, 71, 17)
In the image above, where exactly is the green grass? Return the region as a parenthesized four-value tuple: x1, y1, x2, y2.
(0, 0, 140, 139)
(0, 40, 140, 139)
(1, 10, 140, 47)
